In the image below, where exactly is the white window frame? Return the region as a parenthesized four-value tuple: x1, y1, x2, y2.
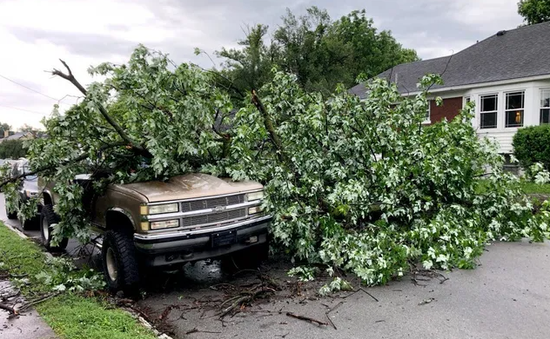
(479, 93, 498, 129)
(541, 89, 550, 124)
(424, 100, 431, 124)
(504, 91, 525, 128)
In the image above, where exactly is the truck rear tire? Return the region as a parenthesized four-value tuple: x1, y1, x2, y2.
(102, 230, 140, 294)
(40, 205, 68, 251)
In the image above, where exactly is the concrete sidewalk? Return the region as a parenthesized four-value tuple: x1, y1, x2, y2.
(0, 280, 57, 339)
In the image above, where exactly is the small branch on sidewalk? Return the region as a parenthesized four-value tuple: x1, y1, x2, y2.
(343, 288, 379, 302)
(286, 312, 328, 327)
(19, 292, 61, 313)
(185, 328, 222, 335)
(0, 302, 18, 317)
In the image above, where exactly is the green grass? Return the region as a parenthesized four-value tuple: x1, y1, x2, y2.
(517, 181, 550, 195)
(0, 222, 157, 339)
(476, 179, 550, 196)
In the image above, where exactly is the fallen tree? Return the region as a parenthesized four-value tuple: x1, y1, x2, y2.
(1, 46, 549, 289)
(223, 72, 550, 288)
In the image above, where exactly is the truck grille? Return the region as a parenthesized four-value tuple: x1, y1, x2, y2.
(181, 194, 245, 212)
(181, 208, 247, 229)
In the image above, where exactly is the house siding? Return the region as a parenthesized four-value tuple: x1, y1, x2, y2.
(429, 97, 463, 124)
(467, 79, 550, 153)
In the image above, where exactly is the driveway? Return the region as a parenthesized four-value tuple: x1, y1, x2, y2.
(2, 194, 550, 338)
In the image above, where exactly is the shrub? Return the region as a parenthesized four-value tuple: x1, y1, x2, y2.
(513, 125, 550, 171)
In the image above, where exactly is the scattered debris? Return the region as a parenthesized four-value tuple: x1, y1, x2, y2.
(418, 298, 436, 306)
(217, 273, 281, 318)
(286, 312, 328, 327)
(185, 328, 222, 335)
(344, 288, 379, 302)
(411, 268, 449, 286)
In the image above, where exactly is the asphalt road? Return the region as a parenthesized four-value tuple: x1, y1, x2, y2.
(136, 240, 550, 339)
(2, 194, 550, 338)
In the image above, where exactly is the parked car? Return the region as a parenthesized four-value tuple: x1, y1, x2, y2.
(4, 158, 40, 229)
(40, 173, 270, 292)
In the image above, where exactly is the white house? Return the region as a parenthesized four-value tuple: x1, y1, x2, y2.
(349, 22, 550, 154)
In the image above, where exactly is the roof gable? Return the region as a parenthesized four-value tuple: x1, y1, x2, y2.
(350, 22, 550, 97)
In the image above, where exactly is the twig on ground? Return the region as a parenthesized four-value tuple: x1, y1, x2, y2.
(286, 312, 328, 327)
(185, 328, 222, 335)
(344, 288, 379, 302)
(19, 292, 61, 312)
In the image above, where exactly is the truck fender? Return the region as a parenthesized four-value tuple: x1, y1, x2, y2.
(105, 208, 135, 233)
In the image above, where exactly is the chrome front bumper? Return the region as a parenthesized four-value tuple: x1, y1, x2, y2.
(133, 216, 271, 267)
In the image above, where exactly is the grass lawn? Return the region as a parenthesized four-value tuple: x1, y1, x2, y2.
(477, 179, 550, 196)
(0, 222, 157, 339)
(517, 181, 550, 195)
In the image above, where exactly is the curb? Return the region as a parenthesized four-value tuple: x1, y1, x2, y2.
(0, 219, 173, 339)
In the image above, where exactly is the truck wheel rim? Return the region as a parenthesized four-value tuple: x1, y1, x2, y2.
(106, 248, 118, 281)
(42, 218, 50, 241)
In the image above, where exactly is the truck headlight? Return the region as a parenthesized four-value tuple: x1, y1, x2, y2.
(150, 219, 180, 230)
(246, 191, 264, 202)
(144, 203, 179, 215)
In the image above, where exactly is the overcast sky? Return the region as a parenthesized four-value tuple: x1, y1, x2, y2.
(0, 0, 524, 130)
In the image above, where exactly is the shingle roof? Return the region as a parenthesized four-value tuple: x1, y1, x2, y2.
(350, 22, 550, 98)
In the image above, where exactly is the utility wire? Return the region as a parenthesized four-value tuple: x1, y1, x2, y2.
(0, 104, 48, 115)
(0, 73, 61, 102)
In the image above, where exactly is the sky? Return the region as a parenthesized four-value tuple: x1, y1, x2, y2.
(0, 0, 524, 130)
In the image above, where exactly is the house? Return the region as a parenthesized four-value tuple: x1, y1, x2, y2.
(349, 22, 550, 154)
(0, 131, 34, 143)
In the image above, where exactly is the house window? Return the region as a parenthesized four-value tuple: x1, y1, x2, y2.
(480, 94, 498, 129)
(541, 89, 550, 124)
(425, 101, 431, 123)
(505, 91, 524, 128)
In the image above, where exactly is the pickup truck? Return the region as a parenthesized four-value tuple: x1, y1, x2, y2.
(39, 173, 270, 292)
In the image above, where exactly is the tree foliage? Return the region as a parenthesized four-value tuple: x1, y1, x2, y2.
(518, 0, 550, 24)
(222, 71, 549, 286)
(0, 122, 10, 137)
(2, 46, 233, 243)
(0, 139, 26, 159)
(215, 7, 419, 96)
(1, 46, 548, 288)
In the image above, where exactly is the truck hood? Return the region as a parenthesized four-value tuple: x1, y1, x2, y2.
(113, 173, 263, 203)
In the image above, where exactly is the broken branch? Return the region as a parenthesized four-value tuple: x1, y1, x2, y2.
(51, 60, 152, 158)
(286, 312, 328, 327)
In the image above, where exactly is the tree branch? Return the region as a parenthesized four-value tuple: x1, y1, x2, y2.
(51, 60, 153, 158)
(251, 90, 286, 161)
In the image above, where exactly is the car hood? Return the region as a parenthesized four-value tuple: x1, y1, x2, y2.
(113, 173, 263, 203)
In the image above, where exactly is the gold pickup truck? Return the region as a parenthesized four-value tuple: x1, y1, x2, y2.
(39, 173, 270, 292)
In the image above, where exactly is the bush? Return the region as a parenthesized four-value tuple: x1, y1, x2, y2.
(513, 125, 550, 171)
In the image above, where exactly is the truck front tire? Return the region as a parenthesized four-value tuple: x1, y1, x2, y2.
(102, 230, 140, 294)
(40, 205, 68, 251)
